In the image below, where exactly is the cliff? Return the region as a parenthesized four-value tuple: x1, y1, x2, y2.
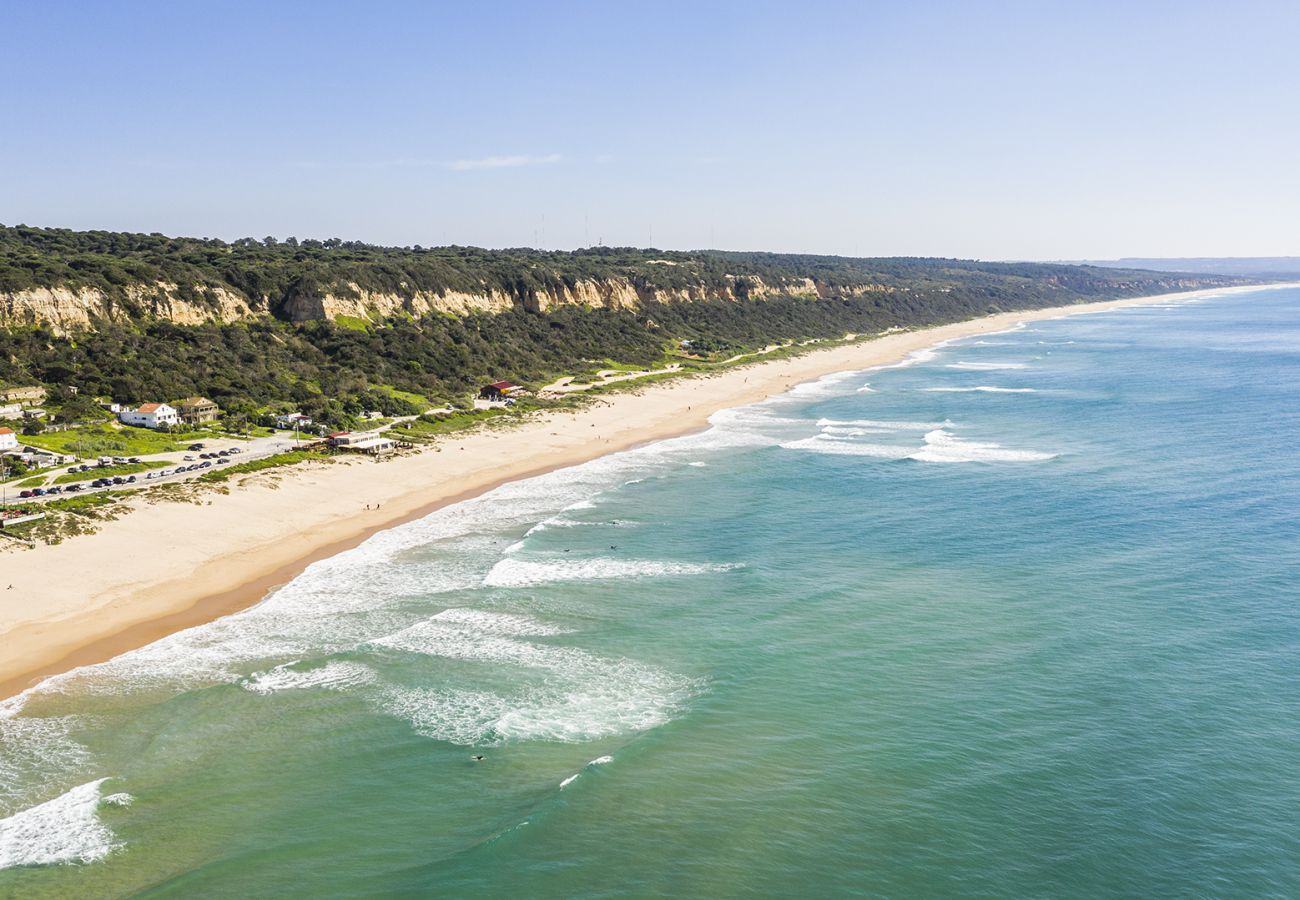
(0, 224, 1257, 334)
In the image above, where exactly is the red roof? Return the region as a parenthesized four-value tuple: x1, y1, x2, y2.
(328, 431, 350, 438)
(487, 380, 518, 390)
(137, 402, 165, 413)
(0, 427, 12, 435)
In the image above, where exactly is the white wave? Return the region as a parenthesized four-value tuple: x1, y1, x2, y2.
(816, 417, 946, 431)
(780, 369, 865, 399)
(430, 608, 574, 636)
(101, 793, 133, 808)
(908, 429, 1057, 463)
(688, 461, 708, 467)
(856, 383, 874, 392)
(242, 660, 377, 695)
(558, 753, 618, 789)
(780, 436, 911, 459)
(0, 779, 116, 870)
(922, 386, 1037, 393)
(378, 653, 695, 745)
(483, 558, 739, 588)
(0, 709, 91, 815)
(946, 361, 1028, 370)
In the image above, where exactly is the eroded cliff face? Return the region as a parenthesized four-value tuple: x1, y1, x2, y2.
(0, 274, 890, 332)
(0, 283, 257, 331)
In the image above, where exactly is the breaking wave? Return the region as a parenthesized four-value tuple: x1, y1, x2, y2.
(0, 779, 118, 870)
(907, 429, 1057, 463)
(484, 557, 740, 588)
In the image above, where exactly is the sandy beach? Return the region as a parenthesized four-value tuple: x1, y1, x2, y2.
(0, 285, 1286, 698)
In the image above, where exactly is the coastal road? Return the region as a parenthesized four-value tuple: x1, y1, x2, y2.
(8, 433, 312, 505)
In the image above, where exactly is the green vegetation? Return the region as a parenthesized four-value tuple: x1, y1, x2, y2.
(6, 491, 127, 544)
(0, 224, 1255, 435)
(21, 424, 202, 456)
(198, 449, 332, 483)
(332, 314, 371, 332)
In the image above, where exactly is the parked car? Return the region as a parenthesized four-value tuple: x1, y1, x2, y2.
(129, 457, 141, 464)
(18, 490, 33, 499)
(66, 484, 82, 492)
(47, 486, 62, 495)
(32, 488, 46, 496)
(184, 455, 195, 461)
(200, 461, 211, 469)
(126, 475, 137, 483)
(112, 476, 125, 485)
(188, 443, 205, 451)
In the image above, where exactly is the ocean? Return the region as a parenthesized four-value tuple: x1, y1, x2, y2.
(3, 286, 1299, 897)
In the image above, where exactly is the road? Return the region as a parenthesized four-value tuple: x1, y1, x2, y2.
(6, 432, 313, 504)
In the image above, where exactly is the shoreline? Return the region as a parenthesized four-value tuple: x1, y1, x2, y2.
(1, 283, 1292, 700)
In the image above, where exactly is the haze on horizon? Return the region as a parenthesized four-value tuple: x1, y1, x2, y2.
(3, 0, 1297, 261)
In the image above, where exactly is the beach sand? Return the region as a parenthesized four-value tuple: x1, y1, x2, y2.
(0, 286, 1284, 698)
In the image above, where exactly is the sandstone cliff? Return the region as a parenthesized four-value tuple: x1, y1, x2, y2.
(0, 273, 882, 333)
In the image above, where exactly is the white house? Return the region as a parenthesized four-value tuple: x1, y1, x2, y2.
(0, 404, 21, 420)
(275, 412, 313, 429)
(119, 402, 179, 429)
(0, 427, 17, 451)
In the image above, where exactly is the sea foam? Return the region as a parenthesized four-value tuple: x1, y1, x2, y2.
(908, 429, 1057, 463)
(946, 361, 1028, 370)
(922, 386, 1037, 393)
(0, 779, 118, 870)
(483, 557, 739, 588)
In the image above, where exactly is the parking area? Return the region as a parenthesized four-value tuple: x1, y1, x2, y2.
(11, 433, 308, 503)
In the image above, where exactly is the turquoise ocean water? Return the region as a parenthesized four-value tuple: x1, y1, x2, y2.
(3, 286, 1299, 897)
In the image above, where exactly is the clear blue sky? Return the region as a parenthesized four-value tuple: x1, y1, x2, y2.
(3, 0, 1297, 258)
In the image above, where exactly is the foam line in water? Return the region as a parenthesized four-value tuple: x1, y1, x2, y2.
(922, 386, 1037, 393)
(946, 361, 1028, 370)
(908, 429, 1057, 463)
(483, 558, 740, 588)
(780, 437, 912, 459)
(816, 418, 946, 431)
(0, 779, 117, 870)
(243, 660, 377, 695)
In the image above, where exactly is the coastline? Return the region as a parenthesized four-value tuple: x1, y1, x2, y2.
(1, 283, 1291, 699)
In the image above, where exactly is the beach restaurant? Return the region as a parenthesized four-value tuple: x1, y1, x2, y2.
(479, 380, 524, 401)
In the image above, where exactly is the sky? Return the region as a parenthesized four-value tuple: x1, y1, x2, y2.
(2, 0, 1298, 259)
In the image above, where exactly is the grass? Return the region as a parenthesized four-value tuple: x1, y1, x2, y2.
(9, 490, 128, 544)
(13, 476, 47, 487)
(381, 386, 435, 410)
(333, 314, 372, 332)
(23, 424, 209, 456)
(198, 449, 332, 483)
(53, 460, 168, 484)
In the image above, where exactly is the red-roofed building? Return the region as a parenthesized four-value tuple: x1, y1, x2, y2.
(0, 426, 17, 451)
(479, 380, 525, 401)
